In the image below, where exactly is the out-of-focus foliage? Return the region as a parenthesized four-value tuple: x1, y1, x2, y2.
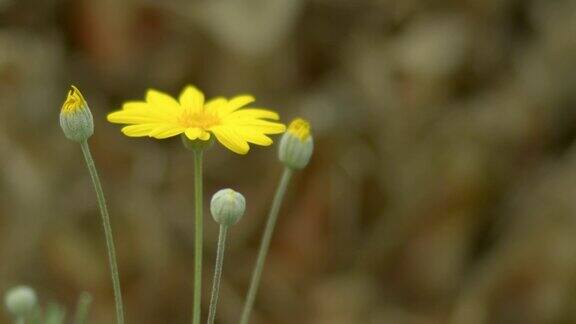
(1, 0, 576, 323)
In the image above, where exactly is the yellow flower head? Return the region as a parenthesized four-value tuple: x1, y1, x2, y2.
(287, 118, 310, 141)
(61, 85, 87, 114)
(107, 85, 286, 154)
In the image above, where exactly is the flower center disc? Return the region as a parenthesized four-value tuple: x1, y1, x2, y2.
(180, 112, 220, 129)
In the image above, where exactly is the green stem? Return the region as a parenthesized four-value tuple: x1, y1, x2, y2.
(240, 168, 293, 324)
(80, 141, 125, 324)
(74, 292, 93, 324)
(207, 225, 228, 324)
(192, 150, 204, 324)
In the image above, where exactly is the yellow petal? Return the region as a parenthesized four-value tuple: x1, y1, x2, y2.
(211, 126, 250, 154)
(224, 119, 286, 134)
(199, 130, 211, 141)
(234, 127, 273, 145)
(149, 125, 185, 139)
(179, 85, 205, 114)
(121, 124, 159, 137)
(146, 89, 181, 113)
(205, 97, 227, 115)
(108, 111, 154, 124)
(219, 95, 254, 116)
(184, 128, 202, 140)
(227, 108, 279, 120)
(107, 109, 175, 124)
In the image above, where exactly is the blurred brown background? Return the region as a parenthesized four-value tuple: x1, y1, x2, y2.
(2, 0, 576, 323)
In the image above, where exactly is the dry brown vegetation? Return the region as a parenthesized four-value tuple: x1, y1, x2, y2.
(1, 0, 576, 323)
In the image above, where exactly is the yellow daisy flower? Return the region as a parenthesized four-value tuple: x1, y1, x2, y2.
(107, 85, 286, 154)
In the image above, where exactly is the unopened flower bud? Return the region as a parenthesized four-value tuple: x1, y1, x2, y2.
(60, 85, 94, 142)
(4, 286, 37, 316)
(278, 118, 313, 169)
(210, 189, 246, 226)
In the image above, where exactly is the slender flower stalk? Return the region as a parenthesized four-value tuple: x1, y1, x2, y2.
(74, 292, 92, 324)
(207, 225, 228, 324)
(240, 118, 313, 324)
(192, 149, 204, 324)
(207, 189, 245, 324)
(80, 141, 125, 324)
(59, 86, 125, 324)
(240, 168, 292, 324)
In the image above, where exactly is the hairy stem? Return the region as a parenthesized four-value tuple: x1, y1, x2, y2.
(240, 168, 293, 324)
(80, 141, 125, 324)
(207, 225, 228, 324)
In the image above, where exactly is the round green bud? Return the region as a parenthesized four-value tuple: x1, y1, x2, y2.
(59, 85, 94, 142)
(210, 188, 246, 226)
(4, 286, 37, 316)
(278, 118, 314, 170)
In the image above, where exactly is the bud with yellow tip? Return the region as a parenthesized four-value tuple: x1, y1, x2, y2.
(278, 118, 313, 170)
(59, 85, 94, 142)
